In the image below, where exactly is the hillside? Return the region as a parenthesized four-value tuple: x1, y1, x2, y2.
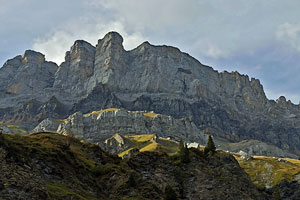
(236, 155, 300, 189)
(1, 32, 300, 157)
(102, 133, 300, 197)
(0, 132, 270, 200)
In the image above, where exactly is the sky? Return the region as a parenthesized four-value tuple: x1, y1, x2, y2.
(1, 0, 300, 103)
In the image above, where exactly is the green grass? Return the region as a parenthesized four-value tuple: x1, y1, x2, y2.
(119, 147, 135, 158)
(236, 155, 300, 188)
(46, 182, 97, 200)
(127, 134, 156, 142)
(0, 132, 174, 199)
(83, 108, 119, 117)
(143, 112, 159, 118)
(6, 124, 27, 134)
(118, 134, 179, 158)
(140, 142, 159, 152)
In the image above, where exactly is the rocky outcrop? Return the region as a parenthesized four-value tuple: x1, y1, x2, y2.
(102, 133, 134, 154)
(1, 31, 300, 155)
(217, 140, 299, 159)
(33, 108, 208, 145)
(0, 50, 57, 107)
(0, 125, 10, 134)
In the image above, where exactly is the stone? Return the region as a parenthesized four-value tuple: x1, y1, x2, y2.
(34, 108, 208, 145)
(0, 125, 11, 134)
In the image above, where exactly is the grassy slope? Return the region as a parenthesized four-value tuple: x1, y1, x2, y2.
(235, 155, 300, 188)
(1, 132, 264, 199)
(118, 134, 179, 158)
(0, 132, 148, 199)
(83, 108, 119, 117)
(118, 134, 300, 189)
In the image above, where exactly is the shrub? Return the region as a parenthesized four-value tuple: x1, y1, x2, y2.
(164, 185, 177, 200)
(127, 173, 137, 187)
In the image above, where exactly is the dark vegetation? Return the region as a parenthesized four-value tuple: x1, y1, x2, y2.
(204, 135, 216, 155)
(0, 132, 275, 199)
(178, 139, 190, 163)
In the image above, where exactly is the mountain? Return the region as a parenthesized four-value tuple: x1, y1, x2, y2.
(1, 31, 300, 156)
(33, 108, 298, 158)
(0, 132, 270, 200)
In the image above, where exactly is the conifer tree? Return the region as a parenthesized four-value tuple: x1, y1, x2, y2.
(178, 139, 190, 163)
(179, 139, 185, 156)
(204, 135, 216, 154)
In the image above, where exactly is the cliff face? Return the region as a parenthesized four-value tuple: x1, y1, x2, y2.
(1, 31, 300, 154)
(33, 108, 208, 145)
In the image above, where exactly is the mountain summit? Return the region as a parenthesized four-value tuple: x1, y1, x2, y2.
(1, 32, 300, 156)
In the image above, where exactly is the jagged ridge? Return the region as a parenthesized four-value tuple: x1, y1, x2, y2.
(1, 32, 300, 155)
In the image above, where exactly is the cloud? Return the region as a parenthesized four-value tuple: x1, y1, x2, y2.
(33, 20, 145, 64)
(277, 23, 300, 52)
(93, 0, 199, 31)
(2, 0, 300, 103)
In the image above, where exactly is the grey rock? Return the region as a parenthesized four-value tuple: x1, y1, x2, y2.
(0, 125, 11, 134)
(102, 133, 132, 154)
(0, 50, 58, 108)
(34, 108, 208, 145)
(217, 140, 299, 159)
(1, 31, 300, 156)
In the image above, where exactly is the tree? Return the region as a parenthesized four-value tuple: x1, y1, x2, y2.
(63, 130, 75, 151)
(179, 139, 185, 156)
(178, 139, 190, 163)
(204, 135, 216, 154)
(164, 185, 177, 200)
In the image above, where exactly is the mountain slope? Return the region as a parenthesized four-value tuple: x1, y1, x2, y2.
(1, 32, 300, 155)
(101, 132, 300, 198)
(0, 132, 269, 200)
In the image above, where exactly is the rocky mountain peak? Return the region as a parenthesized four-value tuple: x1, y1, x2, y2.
(2, 56, 22, 68)
(95, 31, 124, 60)
(21, 50, 45, 64)
(101, 31, 123, 46)
(69, 40, 95, 62)
(277, 96, 287, 103)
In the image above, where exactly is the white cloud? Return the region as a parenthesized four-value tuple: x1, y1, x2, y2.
(33, 20, 145, 64)
(276, 23, 300, 52)
(192, 41, 227, 59)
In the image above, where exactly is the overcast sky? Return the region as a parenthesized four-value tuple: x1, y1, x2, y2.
(1, 0, 300, 103)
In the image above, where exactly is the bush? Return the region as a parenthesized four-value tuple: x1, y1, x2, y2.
(164, 185, 177, 200)
(127, 173, 137, 187)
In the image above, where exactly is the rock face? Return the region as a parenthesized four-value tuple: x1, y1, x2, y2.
(217, 140, 299, 159)
(0, 125, 10, 134)
(33, 108, 208, 145)
(2, 31, 300, 155)
(102, 133, 134, 154)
